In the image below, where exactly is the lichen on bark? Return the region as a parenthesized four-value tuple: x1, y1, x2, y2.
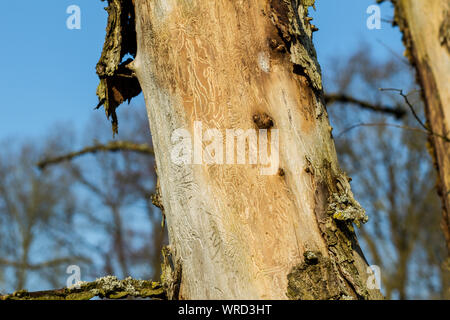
(288, 220, 372, 300)
(288, 158, 376, 300)
(266, 0, 375, 300)
(1, 276, 165, 300)
(322, 167, 373, 299)
(327, 174, 368, 227)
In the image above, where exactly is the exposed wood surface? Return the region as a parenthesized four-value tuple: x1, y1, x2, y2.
(132, 0, 382, 299)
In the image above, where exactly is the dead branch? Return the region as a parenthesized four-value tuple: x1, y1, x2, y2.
(37, 141, 154, 170)
(0, 276, 165, 300)
(324, 93, 406, 119)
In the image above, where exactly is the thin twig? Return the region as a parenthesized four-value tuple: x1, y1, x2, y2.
(375, 40, 411, 66)
(379, 88, 450, 142)
(38, 141, 154, 170)
(381, 18, 394, 24)
(380, 88, 426, 127)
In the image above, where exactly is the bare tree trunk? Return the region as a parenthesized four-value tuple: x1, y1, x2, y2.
(98, 0, 383, 299)
(393, 0, 450, 257)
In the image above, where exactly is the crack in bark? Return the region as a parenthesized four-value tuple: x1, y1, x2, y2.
(161, 246, 183, 300)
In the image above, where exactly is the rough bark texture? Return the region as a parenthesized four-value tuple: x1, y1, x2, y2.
(393, 0, 450, 258)
(104, 0, 386, 299)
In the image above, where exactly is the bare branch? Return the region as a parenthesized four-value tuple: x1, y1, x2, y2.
(1, 276, 165, 300)
(324, 93, 406, 119)
(37, 141, 154, 170)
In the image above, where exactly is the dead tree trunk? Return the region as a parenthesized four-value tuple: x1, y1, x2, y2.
(393, 0, 450, 256)
(96, 0, 383, 300)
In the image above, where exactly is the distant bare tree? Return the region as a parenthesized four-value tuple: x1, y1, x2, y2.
(41, 105, 166, 282)
(0, 138, 89, 292)
(0, 106, 166, 294)
(325, 46, 448, 299)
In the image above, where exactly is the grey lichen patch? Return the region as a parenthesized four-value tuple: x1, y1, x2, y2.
(68, 275, 164, 300)
(327, 174, 368, 227)
(268, 0, 323, 91)
(93, 276, 139, 297)
(287, 251, 345, 300)
(96, 0, 141, 135)
(327, 193, 368, 226)
(1, 277, 165, 300)
(307, 161, 374, 300)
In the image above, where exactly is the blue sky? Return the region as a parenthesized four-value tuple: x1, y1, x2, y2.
(0, 1, 109, 139)
(313, 0, 403, 63)
(0, 0, 403, 140)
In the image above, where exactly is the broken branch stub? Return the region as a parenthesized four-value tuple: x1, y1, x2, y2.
(96, 0, 141, 135)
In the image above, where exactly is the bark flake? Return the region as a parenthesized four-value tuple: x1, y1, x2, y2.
(96, 0, 141, 135)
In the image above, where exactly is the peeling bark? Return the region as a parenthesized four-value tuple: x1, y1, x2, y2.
(97, 0, 385, 299)
(95, 0, 142, 135)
